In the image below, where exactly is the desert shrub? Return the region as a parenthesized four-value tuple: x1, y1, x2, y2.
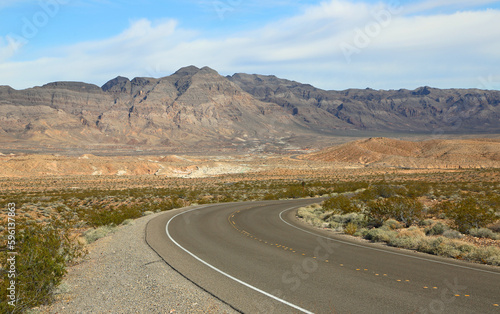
(442, 229, 463, 239)
(356, 187, 377, 202)
(354, 227, 368, 237)
(282, 185, 310, 199)
(363, 227, 397, 243)
(84, 225, 117, 244)
(263, 193, 279, 200)
(470, 246, 500, 266)
(84, 204, 143, 227)
(367, 197, 424, 227)
(0, 220, 85, 313)
(373, 184, 405, 198)
(120, 219, 134, 226)
(403, 181, 432, 198)
(383, 219, 402, 230)
(483, 193, 500, 211)
(366, 199, 393, 226)
(469, 228, 500, 240)
(330, 222, 344, 232)
(322, 195, 359, 214)
(419, 219, 434, 227)
(344, 222, 358, 235)
(297, 205, 324, 228)
(389, 234, 425, 250)
(329, 213, 366, 227)
(445, 197, 497, 233)
(425, 222, 448, 236)
(488, 222, 500, 233)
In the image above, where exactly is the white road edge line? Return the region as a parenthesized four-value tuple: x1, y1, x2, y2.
(279, 206, 500, 276)
(166, 206, 315, 314)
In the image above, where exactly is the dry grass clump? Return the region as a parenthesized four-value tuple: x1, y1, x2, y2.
(84, 225, 118, 244)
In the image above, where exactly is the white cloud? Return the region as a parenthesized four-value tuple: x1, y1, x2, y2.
(0, 0, 499, 90)
(404, 0, 500, 14)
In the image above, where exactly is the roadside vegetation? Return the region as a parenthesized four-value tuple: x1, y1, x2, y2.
(1, 169, 499, 312)
(297, 179, 500, 266)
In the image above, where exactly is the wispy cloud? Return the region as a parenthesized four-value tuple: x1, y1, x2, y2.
(405, 0, 500, 14)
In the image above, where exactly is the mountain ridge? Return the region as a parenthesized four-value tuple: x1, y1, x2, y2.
(1, 65, 499, 153)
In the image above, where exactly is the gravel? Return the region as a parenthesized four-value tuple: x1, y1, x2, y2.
(37, 211, 238, 313)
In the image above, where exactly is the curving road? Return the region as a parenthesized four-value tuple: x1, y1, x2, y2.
(146, 200, 500, 313)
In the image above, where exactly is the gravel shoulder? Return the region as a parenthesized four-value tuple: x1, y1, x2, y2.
(37, 209, 238, 313)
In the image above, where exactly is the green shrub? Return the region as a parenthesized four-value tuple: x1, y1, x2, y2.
(363, 228, 397, 243)
(356, 187, 377, 202)
(84, 204, 143, 227)
(446, 197, 497, 233)
(333, 181, 369, 193)
(0, 220, 85, 313)
(282, 185, 310, 199)
(442, 230, 463, 239)
(469, 228, 500, 240)
(388, 234, 424, 250)
(425, 222, 448, 236)
(403, 181, 432, 198)
(373, 184, 405, 198)
(322, 195, 359, 214)
(419, 219, 434, 227)
(329, 213, 366, 227)
(344, 223, 358, 235)
(383, 219, 402, 230)
(354, 227, 368, 237)
(367, 197, 424, 227)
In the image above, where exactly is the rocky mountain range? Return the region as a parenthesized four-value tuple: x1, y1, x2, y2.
(1, 66, 499, 153)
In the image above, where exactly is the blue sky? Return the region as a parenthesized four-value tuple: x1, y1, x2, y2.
(1, 0, 499, 90)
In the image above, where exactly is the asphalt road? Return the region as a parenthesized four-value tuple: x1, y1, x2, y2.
(146, 199, 500, 313)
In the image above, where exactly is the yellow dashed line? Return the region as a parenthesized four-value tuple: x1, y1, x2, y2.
(455, 295, 460, 297)
(433, 287, 438, 289)
(375, 274, 379, 276)
(424, 287, 428, 289)
(493, 304, 498, 307)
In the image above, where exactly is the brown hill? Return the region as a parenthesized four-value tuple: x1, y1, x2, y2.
(303, 137, 500, 168)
